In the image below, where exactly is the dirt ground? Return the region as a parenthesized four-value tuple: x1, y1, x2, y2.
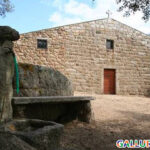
(61, 93, 150, 150)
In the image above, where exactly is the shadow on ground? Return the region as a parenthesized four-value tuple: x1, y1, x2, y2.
(61, 117, 150, 150)
(118, 110, 150, 122)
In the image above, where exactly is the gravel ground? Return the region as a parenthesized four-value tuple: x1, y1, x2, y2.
(61, 93, 150, 150)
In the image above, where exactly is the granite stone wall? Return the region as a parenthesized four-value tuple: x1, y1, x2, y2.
(14, 18, 150, 96)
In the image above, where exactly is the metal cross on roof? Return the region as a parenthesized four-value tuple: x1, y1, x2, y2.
(106, 10, 112, 18)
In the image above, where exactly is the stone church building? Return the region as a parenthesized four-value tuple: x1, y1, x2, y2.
(14, 18, 150, 96)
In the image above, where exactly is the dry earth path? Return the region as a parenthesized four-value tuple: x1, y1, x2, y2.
(61, 93, 150, 150)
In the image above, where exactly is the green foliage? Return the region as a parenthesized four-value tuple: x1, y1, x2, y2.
(0, 0, 13, 17)
(117, 0, 150, 21)
(93, 0, 150, 21)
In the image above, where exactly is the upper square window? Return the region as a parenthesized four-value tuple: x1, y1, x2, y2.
(37, 39, 47, 49)
(106, 39, 114, 49)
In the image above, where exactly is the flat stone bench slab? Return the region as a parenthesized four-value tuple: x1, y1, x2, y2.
(13, 96, 95, 105)
(12, 96, 95, 123)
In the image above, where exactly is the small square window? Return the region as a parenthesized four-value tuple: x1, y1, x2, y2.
(37, 39, 47, 49)
(106, 39, 114, 49)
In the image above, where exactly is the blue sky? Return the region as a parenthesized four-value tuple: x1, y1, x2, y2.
(0, 0, 149, 34)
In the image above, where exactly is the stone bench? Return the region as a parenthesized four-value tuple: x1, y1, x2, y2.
(12, 96, 95, 123)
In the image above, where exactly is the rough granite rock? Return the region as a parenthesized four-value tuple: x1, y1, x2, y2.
(0, 41, 14, 122)
(13, 63, 74, 97)
(0, 132, 73, 150)
(0, 119, 64, 150)
(0, 26, 20, 122)
(0, 132, 36, 150)
(0, 26, 20, 41)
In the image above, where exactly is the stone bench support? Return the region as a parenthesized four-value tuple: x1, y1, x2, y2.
(12, 96, 95, 123)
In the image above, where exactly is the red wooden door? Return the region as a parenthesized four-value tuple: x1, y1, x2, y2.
(104, 69, 116, 94)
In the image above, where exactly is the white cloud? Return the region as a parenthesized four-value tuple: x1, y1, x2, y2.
(49, 12, 82, 26)
(49, 0, 150, 34)
(64, 0, 94, 19)
(53, 0, 65, 10)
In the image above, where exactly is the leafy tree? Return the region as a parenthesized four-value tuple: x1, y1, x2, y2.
(92, 0, 150, 21)
(116, 0, 150, 21)
(1, 0, 149, 21)
(0, 0, 13, 17)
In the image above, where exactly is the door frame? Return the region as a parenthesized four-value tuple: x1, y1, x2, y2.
(101, 67, 118, 94)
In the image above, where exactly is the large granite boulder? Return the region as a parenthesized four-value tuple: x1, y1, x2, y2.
(13, 63, 74, 97)
(0, 26, 20, 41)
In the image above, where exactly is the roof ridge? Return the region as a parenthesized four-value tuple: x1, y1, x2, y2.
(111, 18, 150, 39)
(21, 17, 149, 38)
(21, 18, 108, 34)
